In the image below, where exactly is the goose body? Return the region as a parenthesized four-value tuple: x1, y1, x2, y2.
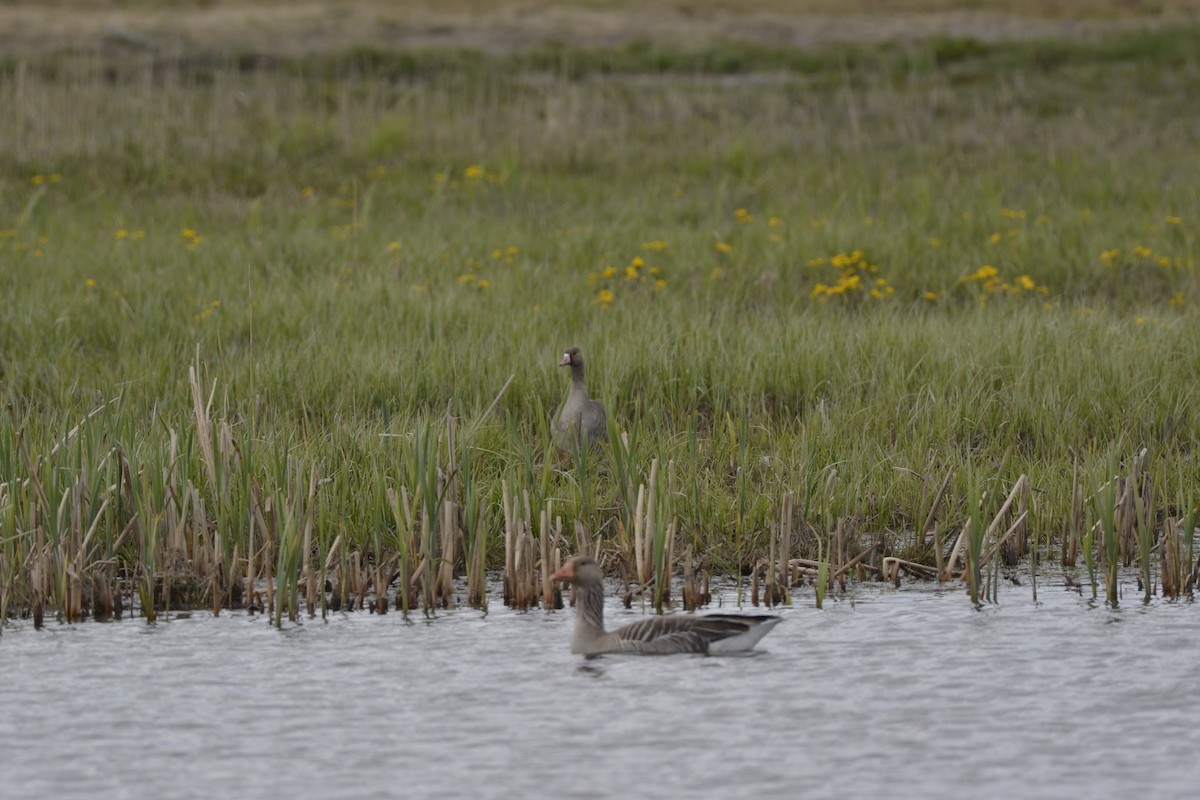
(551, 557, 781, 656)
(551, 347, 607, 450)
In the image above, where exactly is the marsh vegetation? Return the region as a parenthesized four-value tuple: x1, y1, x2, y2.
(2, 2, 1200, 626)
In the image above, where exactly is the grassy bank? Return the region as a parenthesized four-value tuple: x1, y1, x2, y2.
(2, 21, 1199, 622)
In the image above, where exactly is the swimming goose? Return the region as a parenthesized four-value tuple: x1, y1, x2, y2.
(551, 556, 782, 656)
(551, 347, 607, 450)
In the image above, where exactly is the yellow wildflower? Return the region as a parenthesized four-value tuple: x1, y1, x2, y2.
(631, 256, 644, 268)
(640, 240, 669, 251)
(602, 266, 616, 279)
(625, 266, 639, 280)
(1169, 291, 1185, 306)
(31, 175, 45, 186)
(597, 289, 614, 305)
(463, 165, 484, 179)
(1166, 215, 1182, 226)
(388, 241, 402, 252)
(477, 279, 490, 289)
(654, 279, 666, 290)
(768, 217, 781, 227)
(114, 229, 128, 240)
(715, 242, 733, 254)
(988, 232, 1002, 245)
(300, 186, 315, 198)
(1016, 275, 1035, 291)
(85, 279, 97, 287)
(923, 291, 939, 301)
(457, 273, 476, 284)
(1099, 249, 1120, 265)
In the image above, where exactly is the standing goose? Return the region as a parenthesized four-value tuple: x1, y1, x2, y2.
(551, 347, 607, 450)
(550, 557, 782, 656)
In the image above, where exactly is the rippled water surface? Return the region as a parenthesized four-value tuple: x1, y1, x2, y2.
(3, 577, 1199, 798)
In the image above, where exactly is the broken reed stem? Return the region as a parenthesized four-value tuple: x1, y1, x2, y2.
(919, 467, 954, 551)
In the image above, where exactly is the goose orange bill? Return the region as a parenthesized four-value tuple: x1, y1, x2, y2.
(550, 562, 576, 581)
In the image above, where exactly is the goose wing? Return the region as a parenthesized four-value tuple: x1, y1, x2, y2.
(613, 613, 778, 654)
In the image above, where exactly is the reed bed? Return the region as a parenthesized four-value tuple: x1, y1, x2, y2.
(3, 19, 1200, 626)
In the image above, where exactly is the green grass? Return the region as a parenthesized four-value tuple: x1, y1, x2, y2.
(2, 23, 1200, 618)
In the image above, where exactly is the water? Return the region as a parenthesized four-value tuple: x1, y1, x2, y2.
(2, 576, 1199, 798)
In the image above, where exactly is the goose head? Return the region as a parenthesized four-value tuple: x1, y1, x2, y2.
(551, 556, 602, 586)
(559, 347, 583, 368)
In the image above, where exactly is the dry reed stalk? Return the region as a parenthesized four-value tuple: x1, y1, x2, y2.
(188, 354, 218, 491)
(1161, 517, 1180, 599)
(1063, 453, 1082, 566)
(633, 483, 646, 585)
(645, 459, 658, 584)
(501, 480, 514, 606)
(552, 515, 564, 609)
(750, 560, 760, 606)
(933, 521, 945, 580)
(515, 527, 538, 609)
(662, 519, 676, 607)
(1115, 474, 1133, 567)
(574, 519, 593, 560)
(778, 491, 793, 599)
(944, 521, 968, 581)
(301, 472, 317, 617)
(539, 506, 552, 608)
(682, 548, 697, 611)
(418, 508, 432, 614)
(919, 467, 953, 552)
(834, 516, 847, 593)
(439, 500, 457, 608)
(982, 510, 1030, 565)
(765, 525, 776, 606)
(882, 557, 937, 581)
(467, 499, 486, 610)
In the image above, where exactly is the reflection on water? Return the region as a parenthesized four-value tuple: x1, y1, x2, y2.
(1, 575, 1197, 798)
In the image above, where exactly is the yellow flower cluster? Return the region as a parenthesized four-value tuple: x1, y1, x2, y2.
(456, 272, 490, 289)
(491, 245, 518, 265)
(1105, 246, 1182, 269)
(114, 229, 146, 241)
(30, 173, 62, 186)
(2, 230, 47, 257)
(810, 250, 893, 302)
(181, 228, 204, 251)
(959, 265, 1049, 297)
(459, 164, 508, 185)
(734, 208, 754, 224)
(193, 299, 220, 323)
(589, 254, 667, 306)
